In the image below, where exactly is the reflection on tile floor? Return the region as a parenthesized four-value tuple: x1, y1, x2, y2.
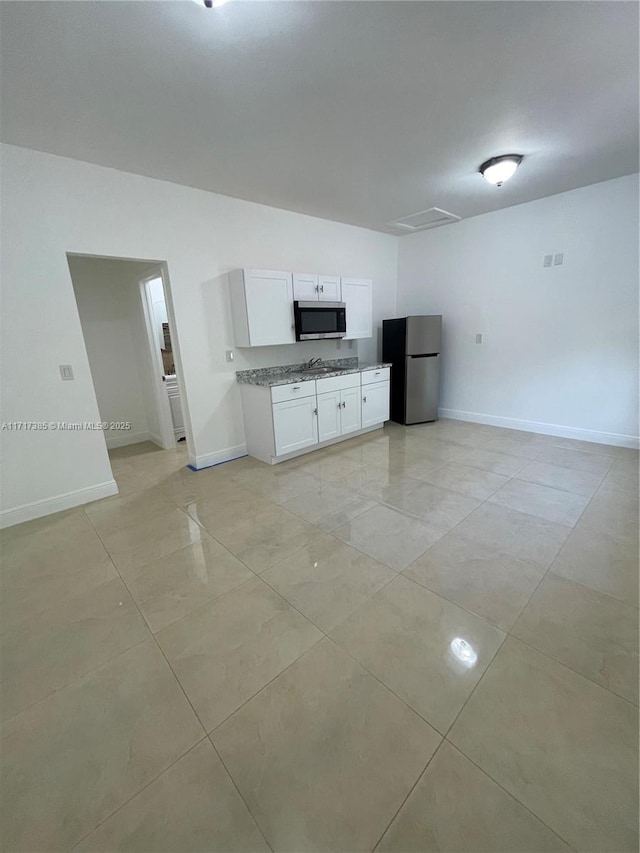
(1, 422, 638, 852)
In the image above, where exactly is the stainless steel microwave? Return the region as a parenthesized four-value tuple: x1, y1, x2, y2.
(293, 301, 347, 340)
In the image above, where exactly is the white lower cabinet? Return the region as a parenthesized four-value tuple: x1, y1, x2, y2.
(340, 386, 362, 435)
(272, 396, 319, 457)
(317, 386, 362, 442)
(317, 390, 341, 443)
(361, 381, 390, 428)
(240, 369, 388, 464)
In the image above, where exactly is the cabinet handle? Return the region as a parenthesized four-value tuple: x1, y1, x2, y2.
(292, 386, 301, 391)
(313, 408, 318, 416)
(342, 401, 346, 408)
(337, 402, 341, 409)
(320, 284, 324, 293)
(375, 371, 381, 376)
(314, 285, 319, 292)
(363, 396, 367, 403)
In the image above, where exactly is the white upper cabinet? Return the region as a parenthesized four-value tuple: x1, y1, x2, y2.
(318, 275, 341, 302)
(341, 277, 373, 339)
(292, 273, 318, 302)
(229, 269, 295, 347)
(293, 273, 342, 302)
(229, 269, 372, 347)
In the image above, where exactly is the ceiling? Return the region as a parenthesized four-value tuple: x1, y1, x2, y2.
(1, 1, 638, 234)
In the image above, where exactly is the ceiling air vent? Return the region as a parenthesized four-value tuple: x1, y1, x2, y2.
(388, 207, 461, 232)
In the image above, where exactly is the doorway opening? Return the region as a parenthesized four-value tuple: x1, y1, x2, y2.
(66, 254, 189, 462)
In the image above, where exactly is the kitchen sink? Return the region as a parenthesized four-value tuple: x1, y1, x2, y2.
(300, 366, 343, 375)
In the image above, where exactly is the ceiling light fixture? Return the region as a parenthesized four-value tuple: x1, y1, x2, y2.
(479, 154, 523, 187)
(197, 0, 230, 8)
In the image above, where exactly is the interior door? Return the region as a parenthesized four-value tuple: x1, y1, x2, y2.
(139, 272, 176, 449)
(340, 386, 362, 435)
(317, 390, 341, 442)
(318, 275, 341, 302)
(293, 273, 318, 301)
(405, 354, 440, 423)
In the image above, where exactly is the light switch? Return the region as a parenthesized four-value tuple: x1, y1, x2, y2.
(475, 333, 483, 344)
(225, 349, 234, 363)
(543, 255, 553, 268)
(59, 364, 74, 381)
(554, 253, 564, 266)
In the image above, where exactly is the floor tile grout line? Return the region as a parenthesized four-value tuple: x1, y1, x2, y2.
(438, 739, 580, 852)
(207, 633, 328, 737)
(258, 548, 399, 637)
(8, 432, 633, 851)
(370, 737, 447, 853)
(440, 624, 509, 743)
(67, 734, 210, 851)
(397, 562, 537, 633)
(0, 631, 152, 729)
(505, 631, 640, 709)
(81, 509, 226, 761)
(321, 633, 450, 739)
(69, 506, 233, 851)
(206, 736, 275, 853)
(543, 565, 640, 611)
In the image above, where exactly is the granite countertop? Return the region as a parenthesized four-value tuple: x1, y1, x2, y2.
(236, 358, 391, 388)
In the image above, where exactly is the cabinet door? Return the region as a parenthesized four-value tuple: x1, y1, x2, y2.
(293, 273, 318, 302)
(361, 381, 390, 428)
(318, 275, 341, 302)
(245, 270, 295, 346)
(317, 390, 341, 443)
(341, 277, 373, 339)
(272, 397, 318, 457)
(340, 386, 362, 435)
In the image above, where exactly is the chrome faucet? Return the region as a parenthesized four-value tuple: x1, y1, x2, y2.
(306, 357, 322, 368)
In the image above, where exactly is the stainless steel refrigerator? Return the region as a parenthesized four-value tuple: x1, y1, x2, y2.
(382, 315, 442, 424)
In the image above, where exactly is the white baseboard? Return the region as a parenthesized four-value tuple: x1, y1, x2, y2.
(188, 443, 247, 471)
(0, 480, 119, 529)
(438, 408, 640, 450)
(105, 431, 151, 449)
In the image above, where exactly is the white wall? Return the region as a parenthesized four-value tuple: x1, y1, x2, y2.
(68, 256, 159, 448)
(397, 175, 639, 446)
(0, 144, 398, 525)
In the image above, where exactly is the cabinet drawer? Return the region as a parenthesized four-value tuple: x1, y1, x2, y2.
(271, 380, 316, 404)
(315, 372, 360, 394)
(361, 367, 390, 386)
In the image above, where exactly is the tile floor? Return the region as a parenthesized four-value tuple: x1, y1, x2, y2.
(1, 420, 638, 852)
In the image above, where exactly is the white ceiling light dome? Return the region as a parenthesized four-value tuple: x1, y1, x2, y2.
(194, 0, 230, 7)
(479, 154, 523, 187)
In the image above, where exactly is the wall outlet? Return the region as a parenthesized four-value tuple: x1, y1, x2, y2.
(475, 333, 483, 344)
(225, 349, 234, 363)
(554, 253, 564, 265)
(59, 364, 74, 380)
(543, 255, 553, 268)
